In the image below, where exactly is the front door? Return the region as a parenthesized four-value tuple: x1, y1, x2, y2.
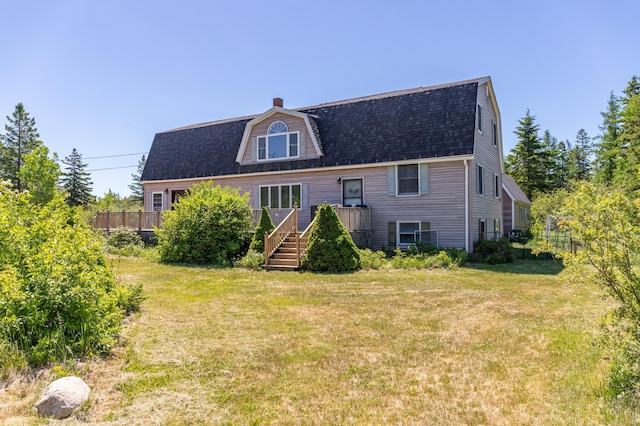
(342, 178, 363, 206)
(171, 190, 186, 208)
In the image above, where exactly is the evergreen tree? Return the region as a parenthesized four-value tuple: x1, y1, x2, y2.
(249, 206, 276, 253)
(506, 110, 547, 200)
(0, 103, 41, 191)
(571, 129, 592, 181)
(60, 148, 93, 206)
(613, 76, 640, 191)
(593, 92, 622, 184)
(128, 155, 146, 201)
(541, 130, 563, 190)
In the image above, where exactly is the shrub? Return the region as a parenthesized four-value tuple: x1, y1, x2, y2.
(472, 239, 514, 264)
(114, 283, 147, 314)
(0, 185, 126, 365)
(156, 182, 252, 265)
(359, 249, 388, 269)
(235, 250, 264, 270)
(106, 226, 143, 249)
(301, 204, 361, 272)
(389, 246, 466, 269)
(249, 206, 275, 253)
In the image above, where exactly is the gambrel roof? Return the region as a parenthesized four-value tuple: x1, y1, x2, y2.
(141, 77, 489, 182)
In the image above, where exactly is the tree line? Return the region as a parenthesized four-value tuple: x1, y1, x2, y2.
(0, 103, 146, 206)
(506, 76, 640, 199)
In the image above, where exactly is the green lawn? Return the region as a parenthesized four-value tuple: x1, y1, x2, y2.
(2, 257, 638, 424)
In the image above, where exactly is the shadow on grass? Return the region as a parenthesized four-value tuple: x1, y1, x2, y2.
(465, 258, 565, 275)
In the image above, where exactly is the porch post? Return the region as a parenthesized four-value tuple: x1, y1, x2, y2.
(294, 203, 300, 267)
(264, 232, 269, 266)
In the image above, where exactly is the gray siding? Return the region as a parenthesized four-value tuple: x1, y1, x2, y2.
(470, 82, 504, 245)
(144, 159, 469, 250)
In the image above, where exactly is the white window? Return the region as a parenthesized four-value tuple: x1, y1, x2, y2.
(257, 121, 299, 160)
(477, 164, 484, 195)
(259, 184, 301, 209)
(152, 192, 163, 211)
(519, 206, 524, 222)
(398, 221, 421, 246)
(494, 173, 500, 198)
(494, 219, 500, 240)
(388, 163, 429, 196)
(492, 121, 498, 147)
(477, 104, 483, 132)
(397, 164, 419, 195)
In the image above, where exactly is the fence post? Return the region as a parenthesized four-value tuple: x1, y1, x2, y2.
(138, 210, 142, 231)
(106, 211, 110, 232)
(122, 210, 126, 227)
(294, 203, 300, 267)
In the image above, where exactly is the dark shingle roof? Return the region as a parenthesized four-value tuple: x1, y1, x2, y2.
(141, 78, 483, 181)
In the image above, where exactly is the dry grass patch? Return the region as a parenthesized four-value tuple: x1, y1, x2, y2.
(2, 258, 639, 424)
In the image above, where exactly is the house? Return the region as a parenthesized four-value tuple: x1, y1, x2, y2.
(501, 173, 532, 235)
(141, 77, 504, 252)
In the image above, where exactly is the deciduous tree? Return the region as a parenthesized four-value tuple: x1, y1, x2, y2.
(16, 144, 60, 205)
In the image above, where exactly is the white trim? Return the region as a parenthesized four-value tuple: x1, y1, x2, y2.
(142, 154, 475, 184)
(151, 192, 164, 212)
(256, 130, 300, 161)
(480, 78, 504, 174)
(477, 163, 484, 196)
(511, 199, 515, 231)
(396, 220, 422, 247)
(501, 182, 516, 201)
(258, 182, 303, 210)
(235, 106, 322, 163)
(341, 177, 364, 206)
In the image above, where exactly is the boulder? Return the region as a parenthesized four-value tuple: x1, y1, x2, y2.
(35, 376, 90, 419)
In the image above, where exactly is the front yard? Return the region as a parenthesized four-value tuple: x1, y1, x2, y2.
(1, 258, 637, 424)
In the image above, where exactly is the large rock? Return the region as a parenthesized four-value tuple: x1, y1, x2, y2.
(35, 376, 90, 419)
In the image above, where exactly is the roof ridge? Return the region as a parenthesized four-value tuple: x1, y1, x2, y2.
(295, 77, 488, 111)
(158, 76, 488, 134)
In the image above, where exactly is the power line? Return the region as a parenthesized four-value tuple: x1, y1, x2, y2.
(87, 165, 138, 172)
(84, 152, 148, 160)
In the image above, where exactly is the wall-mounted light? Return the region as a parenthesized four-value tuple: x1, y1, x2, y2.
(164, 188, 169, 194)
(336, 177, 342, 184)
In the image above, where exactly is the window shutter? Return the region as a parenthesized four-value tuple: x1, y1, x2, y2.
(250, 137, 257, 162)
(299, 131, 306, 157)
(388, 222, 396, 247)
(252, 186, 260, 209)
(387, 166, 396, 196)
(301, 183, 309, 210)
(420, 163, 429, 195)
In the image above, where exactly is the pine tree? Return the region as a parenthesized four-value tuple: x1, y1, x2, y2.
(613, 76, 640, 191)
(593, 92, 622, 184)
(60, 148, 93, 206)
(571, 129, 592, 181)
(128, 155, 146, 201)
(249, 206, 275, 253)
(506, 110, 547, 200)
(0, 103, 41, 191)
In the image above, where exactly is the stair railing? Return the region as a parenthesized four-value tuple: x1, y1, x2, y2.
(296, 217, 316, 267)
(264, 204, 297, 266)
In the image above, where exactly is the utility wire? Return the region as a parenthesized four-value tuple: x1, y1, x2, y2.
(87, 165, 138, 172)
(84, 152, 148, 160)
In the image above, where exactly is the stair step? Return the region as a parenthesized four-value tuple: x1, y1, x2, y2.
(268, 259, 299, 267)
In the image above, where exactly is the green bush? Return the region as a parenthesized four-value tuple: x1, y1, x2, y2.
(106, 226, 143, 249)
(389, 246, 467, 269)
(156, 182, 252, 265)
(359, 249, 388, 269)
(0, 185, 127, 365)
(472, 239, 514, 264)
(249, 206, 275, 253)
(235, 250, 264, 270)
(301, 204, 361, 272)
(114, 283, 147, 314)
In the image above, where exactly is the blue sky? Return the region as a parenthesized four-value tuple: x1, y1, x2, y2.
(1, 0, 638, 197)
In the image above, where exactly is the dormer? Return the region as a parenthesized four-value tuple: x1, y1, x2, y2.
(236, 98, 323, 165)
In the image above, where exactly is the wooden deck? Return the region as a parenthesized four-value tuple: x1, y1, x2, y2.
(93, 206, 371, 232)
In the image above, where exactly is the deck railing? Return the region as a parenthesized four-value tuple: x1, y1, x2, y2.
(250, 208, 293, 227)
(94, 210, 162, 231)
(335, 206, 371, 231)
(264, 204, 298, 267)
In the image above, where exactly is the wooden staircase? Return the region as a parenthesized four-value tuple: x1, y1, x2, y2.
(265, 233, 308, 270)
(263, 204, 314, 271)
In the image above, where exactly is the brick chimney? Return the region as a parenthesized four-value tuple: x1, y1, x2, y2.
(273, 97, 283, 108)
